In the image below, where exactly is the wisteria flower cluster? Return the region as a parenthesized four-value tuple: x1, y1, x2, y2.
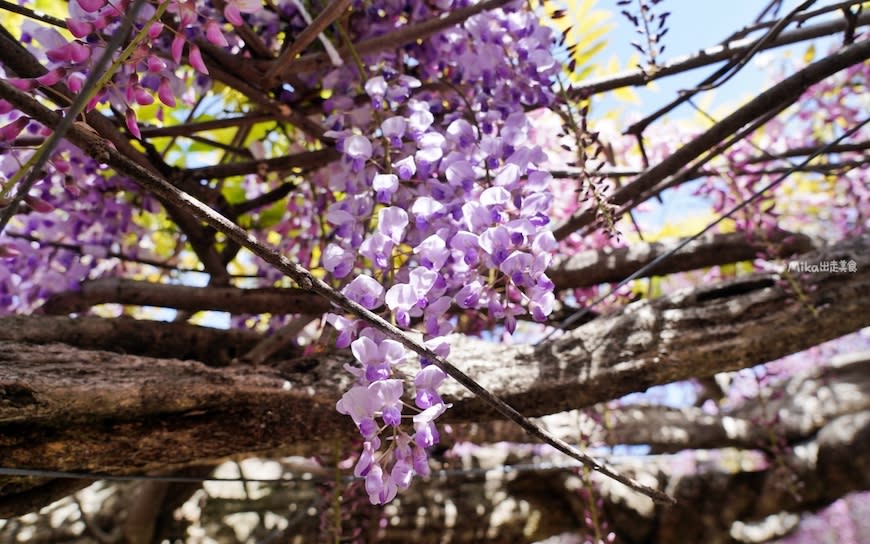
(0, 0, 313, 311)
(311, 3, 561, 503)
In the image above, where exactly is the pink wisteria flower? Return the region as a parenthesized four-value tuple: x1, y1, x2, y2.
(223, 0, 262, 26)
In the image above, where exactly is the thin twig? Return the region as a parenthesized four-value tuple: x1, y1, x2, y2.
(625, 0, 817, 136)
(41, 278, 331, 315)
(230, 179, 302, 216)
(569, 9, 870, 97)
(0, 0, 67, 28)
(238, 315, 318, 364)
(183, 148, 338, 181)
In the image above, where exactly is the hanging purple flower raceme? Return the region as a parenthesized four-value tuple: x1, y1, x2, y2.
(313, 1, 560, 504)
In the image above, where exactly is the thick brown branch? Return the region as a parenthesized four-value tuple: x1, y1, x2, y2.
(552, 151, 870, 182)
(182, 148, 338, 181)
(553, 39, 870, 240)
(263, 0, 352, 88)
(548, 229, 814, 289)
(0, 315, 295, 364)
(41, 278, 331, 316)
(453, 351, 870, 452)
(284, 0, 514, 74)
(138, 113, 276, 138)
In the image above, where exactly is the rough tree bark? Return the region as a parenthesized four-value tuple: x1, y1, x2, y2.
(0, 236, 867, 520)
(3, 355, 865, 543)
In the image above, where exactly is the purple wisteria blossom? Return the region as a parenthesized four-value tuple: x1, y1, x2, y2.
(305, 2, 559, 505)
(373, 173, 399, 203)
(341, 274, 384, 310)
(322, 243, 354, 278)
(385, 267, 438, 327)
(414, 366, 446, 409)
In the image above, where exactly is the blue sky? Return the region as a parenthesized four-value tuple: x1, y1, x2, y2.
(594, 0, 834, 116)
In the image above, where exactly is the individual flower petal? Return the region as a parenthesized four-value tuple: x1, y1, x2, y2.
(157, 78, 176, 107)
(354, 441, 376, 477)
(344, 134, 372, 160)
(67, 72, 86, 93)
(381, 116, 406, 145)
(147, 55, 166, 73)
(500, 250, 533, 287)
(205, 21, 228, 47)
(351, 336, 381, 369)
(529, 286, 555, 321)
(171, 35, 185, 64)
(480, 186, 511, 208)
(413, 403, 446, 447)
(365, 464, 397, 505)
(445, 160, 474, 187)
(147, 22, 164, 39)
(66, 19, 93, 38)
(76, 0, 106, 13)
(377, 206, 408, 243)
(372, 379, 403, 426)
(24, 194, 53, 213)
(408, 109, 433, 135)
(322, 243, 354, 278)
(341, 274, 384, 309)
(414, 234, 448, 270)
(454, 280, 483, 309)
(391, 459, 414, 489)
(414, 366, 446, 409)
(411, 445, 430, 476)
(446, 118, 476, 147)
(359, 232, 394, 270)
(188, 44, 208, 75)
(336, 385, 381, 437)
(133, 87, 154, 106)
(364, 76, 387, 105)
(125, 109, 141, 139)
(394, 155, 416, 180)
(0, 118, 29, 142)
(372, 173, 398, 203)
(479, 226, 513, 265)
(7, 78, 37, 91)
(223, 5, 241, 24)
(68, 42, 90, 63)
(493, 163, 521, 188)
